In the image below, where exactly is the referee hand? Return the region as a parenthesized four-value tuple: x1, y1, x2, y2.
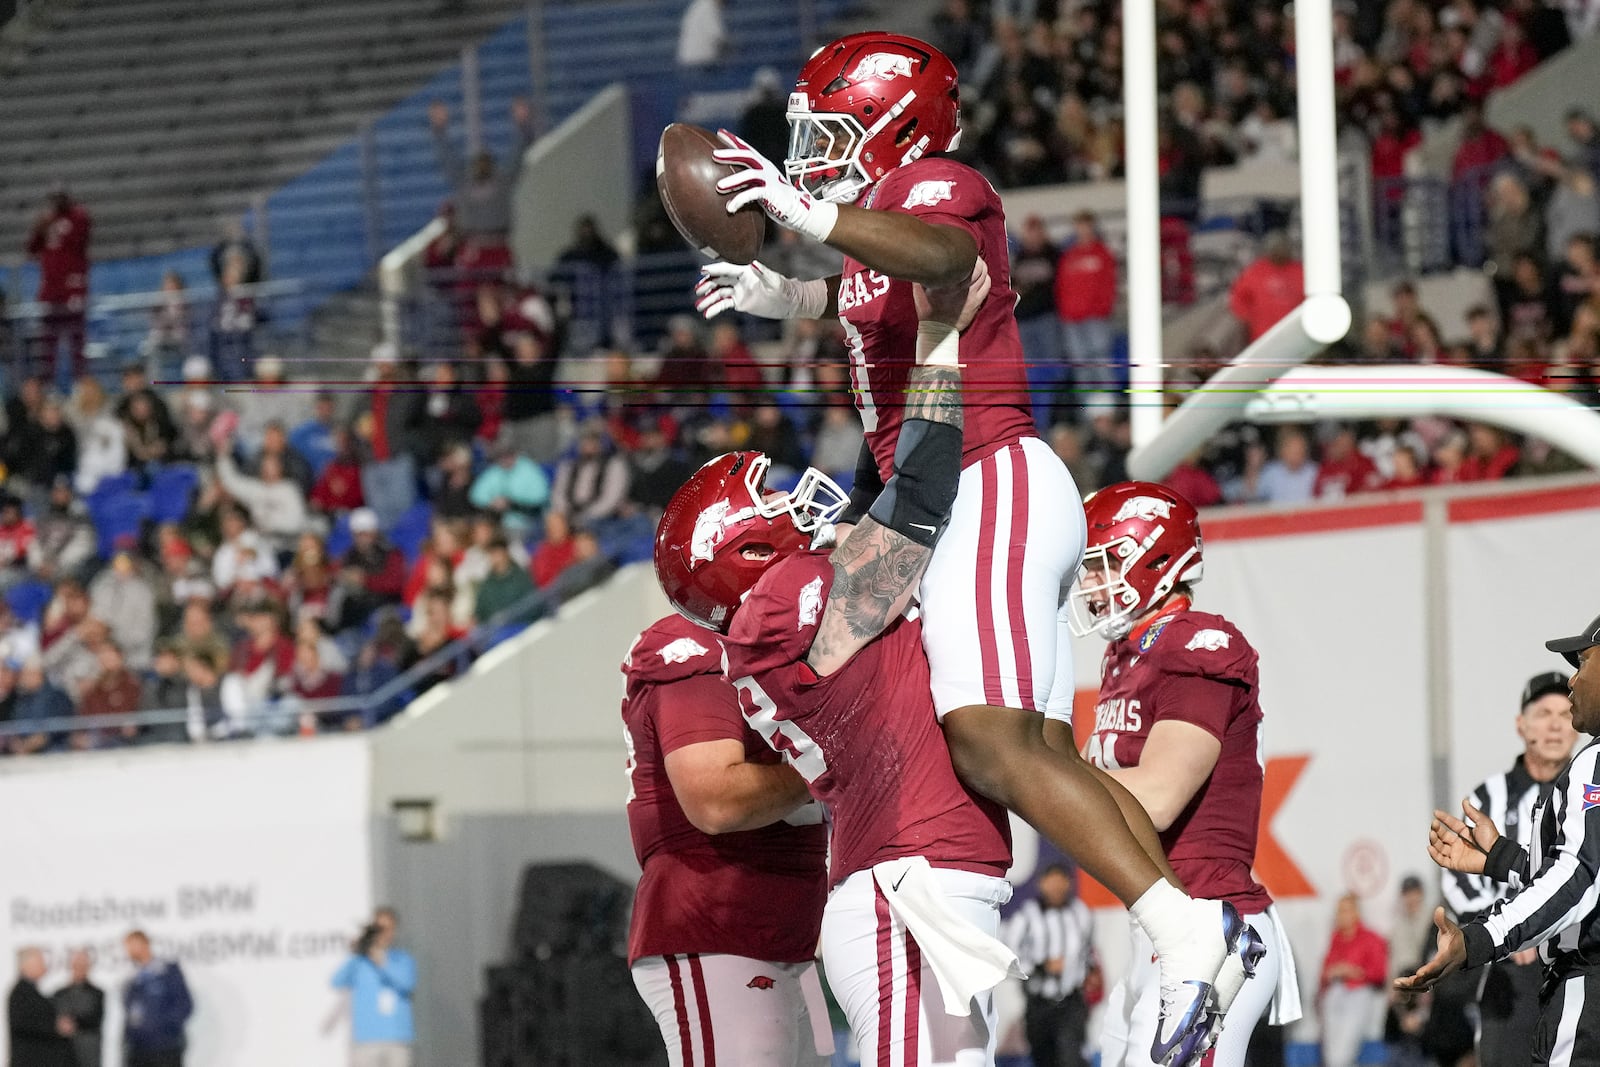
(1394, 907, 1466, 993)
(1427, 799, 1500, 875)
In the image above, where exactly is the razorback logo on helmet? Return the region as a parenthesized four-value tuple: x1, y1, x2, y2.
(1111, 496, 1173, 524)
(1184, 629, 1231, 652)
(849, 52, 915, 81)
(747, 975, 777, 990)
(902, 180, 955, 210)
(797, 575, 823, 628)
(690, 500, 734, 563)
(658, 637, 710, 664)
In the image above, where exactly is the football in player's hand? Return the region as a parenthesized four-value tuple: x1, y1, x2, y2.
(656, 123, 765, 265)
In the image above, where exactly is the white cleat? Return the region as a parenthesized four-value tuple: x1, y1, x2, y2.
(1149, 900, 1246, 1067)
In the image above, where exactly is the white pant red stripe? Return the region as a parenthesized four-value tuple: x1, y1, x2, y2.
(920, 437, 1086, 721)
(821, 868, 1009, 1066)
(632, 954, 832, 1067)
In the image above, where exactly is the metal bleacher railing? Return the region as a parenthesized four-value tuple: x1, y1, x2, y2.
(0, 280, 313, 387)
(0, 588, 549, 747)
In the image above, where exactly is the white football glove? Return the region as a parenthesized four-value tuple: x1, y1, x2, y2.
(712, 130, 839, 243)
(694, 261, 829, 321)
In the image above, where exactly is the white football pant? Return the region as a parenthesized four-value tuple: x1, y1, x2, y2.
(821, 867, 1012, 1067)
(918, 437, 1086, 722)
(632, 953, 833, 1066)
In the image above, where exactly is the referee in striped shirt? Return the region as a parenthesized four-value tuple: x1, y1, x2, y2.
(1003, 864, 1095, 1067)
(1440, 670, 1578, 1064)
(1399, 613, 1600, 1066)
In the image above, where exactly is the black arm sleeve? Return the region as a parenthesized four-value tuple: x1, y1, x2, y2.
(838, 440, 884, 527)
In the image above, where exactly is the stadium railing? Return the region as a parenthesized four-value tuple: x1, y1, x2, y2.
(0, 588, 551, 747)
(1372, 165, 1494, 278)
(0, 278, 313, 385)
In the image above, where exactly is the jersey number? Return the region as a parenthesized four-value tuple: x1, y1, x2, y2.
(731, 674, 829, 783)
(839, 317, 878, 433)
(1085, 731, 1121, 770)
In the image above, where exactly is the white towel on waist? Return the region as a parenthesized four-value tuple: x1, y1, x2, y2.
(1265, 904, 1304, 1025)
(870, 856, 1026, 1017)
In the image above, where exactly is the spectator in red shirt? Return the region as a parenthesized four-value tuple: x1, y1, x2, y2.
(309, 428, 365, 516)
(1461, 423, 1521, 479)
(1318, 893, 1388, 1067)
(710, 321, 768, 418)
(1382, 444, 1429, 490)
(530, 511, 578, 590)
(286, 638, 345, 735)
(1055, 210, 1119, 402)
(1229, 231, 1304, 342)
(0, 494, 36, 591)
(1314, 426, 1382, 498)
(1452, 103, 1511, 263)
(25, 187, 92, 386)
(1162, 450, 1224, 508)
(1486, 17, 1541, 88)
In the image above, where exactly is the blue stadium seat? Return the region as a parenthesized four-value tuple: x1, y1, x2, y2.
(87, 471, 139, 504)
(326, 512, 353, 560)
(5, 579, 53, 624)
(147, 465, 200, 525)
(388, 501, 434, 563)
(89, 492, 151, 559)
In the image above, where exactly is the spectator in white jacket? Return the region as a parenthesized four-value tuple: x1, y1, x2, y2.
(216, 443, 308, 553)
(68, 378, 128, 496)
(212, 506, 281, 594)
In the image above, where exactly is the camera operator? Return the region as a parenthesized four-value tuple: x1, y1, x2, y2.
(331, 907, 416, 1067)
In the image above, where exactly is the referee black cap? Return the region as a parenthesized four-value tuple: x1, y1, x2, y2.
(1521, 671, 1571, 710)
(1546, 613, 1600, 669)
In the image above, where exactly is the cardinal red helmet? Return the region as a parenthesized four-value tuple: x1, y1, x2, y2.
(1068, 482, 1205, 640)
(785, 31, 961, 204)
(654, 452, 848, 632)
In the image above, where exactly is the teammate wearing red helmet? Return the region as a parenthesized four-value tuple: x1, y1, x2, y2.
(659, 267, 1031, 1066)
(1070, 483, 1305, 1067)
(695, 32, 1243, 1062)
(622, 611, 834, 1067)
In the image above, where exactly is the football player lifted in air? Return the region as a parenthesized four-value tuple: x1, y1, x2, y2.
(695, 31, 1245, 1060)
(659, 263, 1026, 1066)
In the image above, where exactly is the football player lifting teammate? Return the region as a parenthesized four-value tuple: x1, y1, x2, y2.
(622, 615, 833, 1066)
(659, 263, 1021, 1066)
(1071, 483, 1305, 1067)
(694, 31, 1245, 1060)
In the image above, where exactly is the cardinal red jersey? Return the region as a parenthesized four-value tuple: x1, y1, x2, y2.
(1085, 608, 1273, 914)
(723, 550, 1013, 885)
(622, 613, 828, 966)
(839, 157, 1038, 482)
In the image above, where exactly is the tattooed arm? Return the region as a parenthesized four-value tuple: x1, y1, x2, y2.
(805, 262, 988, 677)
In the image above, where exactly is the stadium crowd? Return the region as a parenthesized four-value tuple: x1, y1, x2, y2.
(5, 0, 1599, 751)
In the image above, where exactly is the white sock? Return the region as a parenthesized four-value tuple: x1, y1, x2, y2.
(1129, 879, 1195, 958)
